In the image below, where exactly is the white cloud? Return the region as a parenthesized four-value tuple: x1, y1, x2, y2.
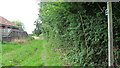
(0, 0, 39, 34)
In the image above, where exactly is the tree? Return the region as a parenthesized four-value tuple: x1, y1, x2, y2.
(12, 20, 25, 30)
(32, 19, 42, 36)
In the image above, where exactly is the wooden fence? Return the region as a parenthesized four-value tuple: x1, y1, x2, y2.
(0, 29, 28, 42)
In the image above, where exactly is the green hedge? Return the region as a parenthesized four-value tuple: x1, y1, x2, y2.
(39, 2, 120, 66)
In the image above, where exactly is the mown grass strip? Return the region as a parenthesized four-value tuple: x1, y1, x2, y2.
(19, 40, 44, 66)
(41, 40, 64, 66)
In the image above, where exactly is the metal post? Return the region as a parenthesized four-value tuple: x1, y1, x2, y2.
(107, 2, 114, 66)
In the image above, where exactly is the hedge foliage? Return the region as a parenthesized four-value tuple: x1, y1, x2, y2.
(38, 2, 120, 66)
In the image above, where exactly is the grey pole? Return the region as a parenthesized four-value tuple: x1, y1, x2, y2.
(107, 2, 114, 66)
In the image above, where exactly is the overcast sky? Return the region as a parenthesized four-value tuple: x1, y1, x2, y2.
(0, 0, 39, 34)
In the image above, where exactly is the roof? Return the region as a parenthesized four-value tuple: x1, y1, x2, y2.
(0, 16, 19, 28)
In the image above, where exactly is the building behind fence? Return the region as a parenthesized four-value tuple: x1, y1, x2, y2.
(0, 16, 28, 42)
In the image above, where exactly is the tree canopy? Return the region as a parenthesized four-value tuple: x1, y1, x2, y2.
(32, 19, 42, 36)
(12, 20, 25, 30)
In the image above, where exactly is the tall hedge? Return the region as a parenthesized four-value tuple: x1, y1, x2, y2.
(39, 2, 120, 66)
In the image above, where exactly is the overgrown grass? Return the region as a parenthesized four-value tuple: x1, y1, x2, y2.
(0, 43, 2, 67)
(2, 38, 65, 66)
(2, 42, 22, 54)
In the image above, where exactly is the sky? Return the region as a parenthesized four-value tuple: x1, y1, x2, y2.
(0, 0, 39, 34)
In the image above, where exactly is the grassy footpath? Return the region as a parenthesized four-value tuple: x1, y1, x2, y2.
(2, 38, 64, 66)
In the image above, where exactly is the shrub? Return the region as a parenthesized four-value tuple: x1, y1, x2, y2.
(39, 2, 120, 66)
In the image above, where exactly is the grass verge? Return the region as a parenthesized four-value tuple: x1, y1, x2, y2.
(2, 38, 65, 66)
